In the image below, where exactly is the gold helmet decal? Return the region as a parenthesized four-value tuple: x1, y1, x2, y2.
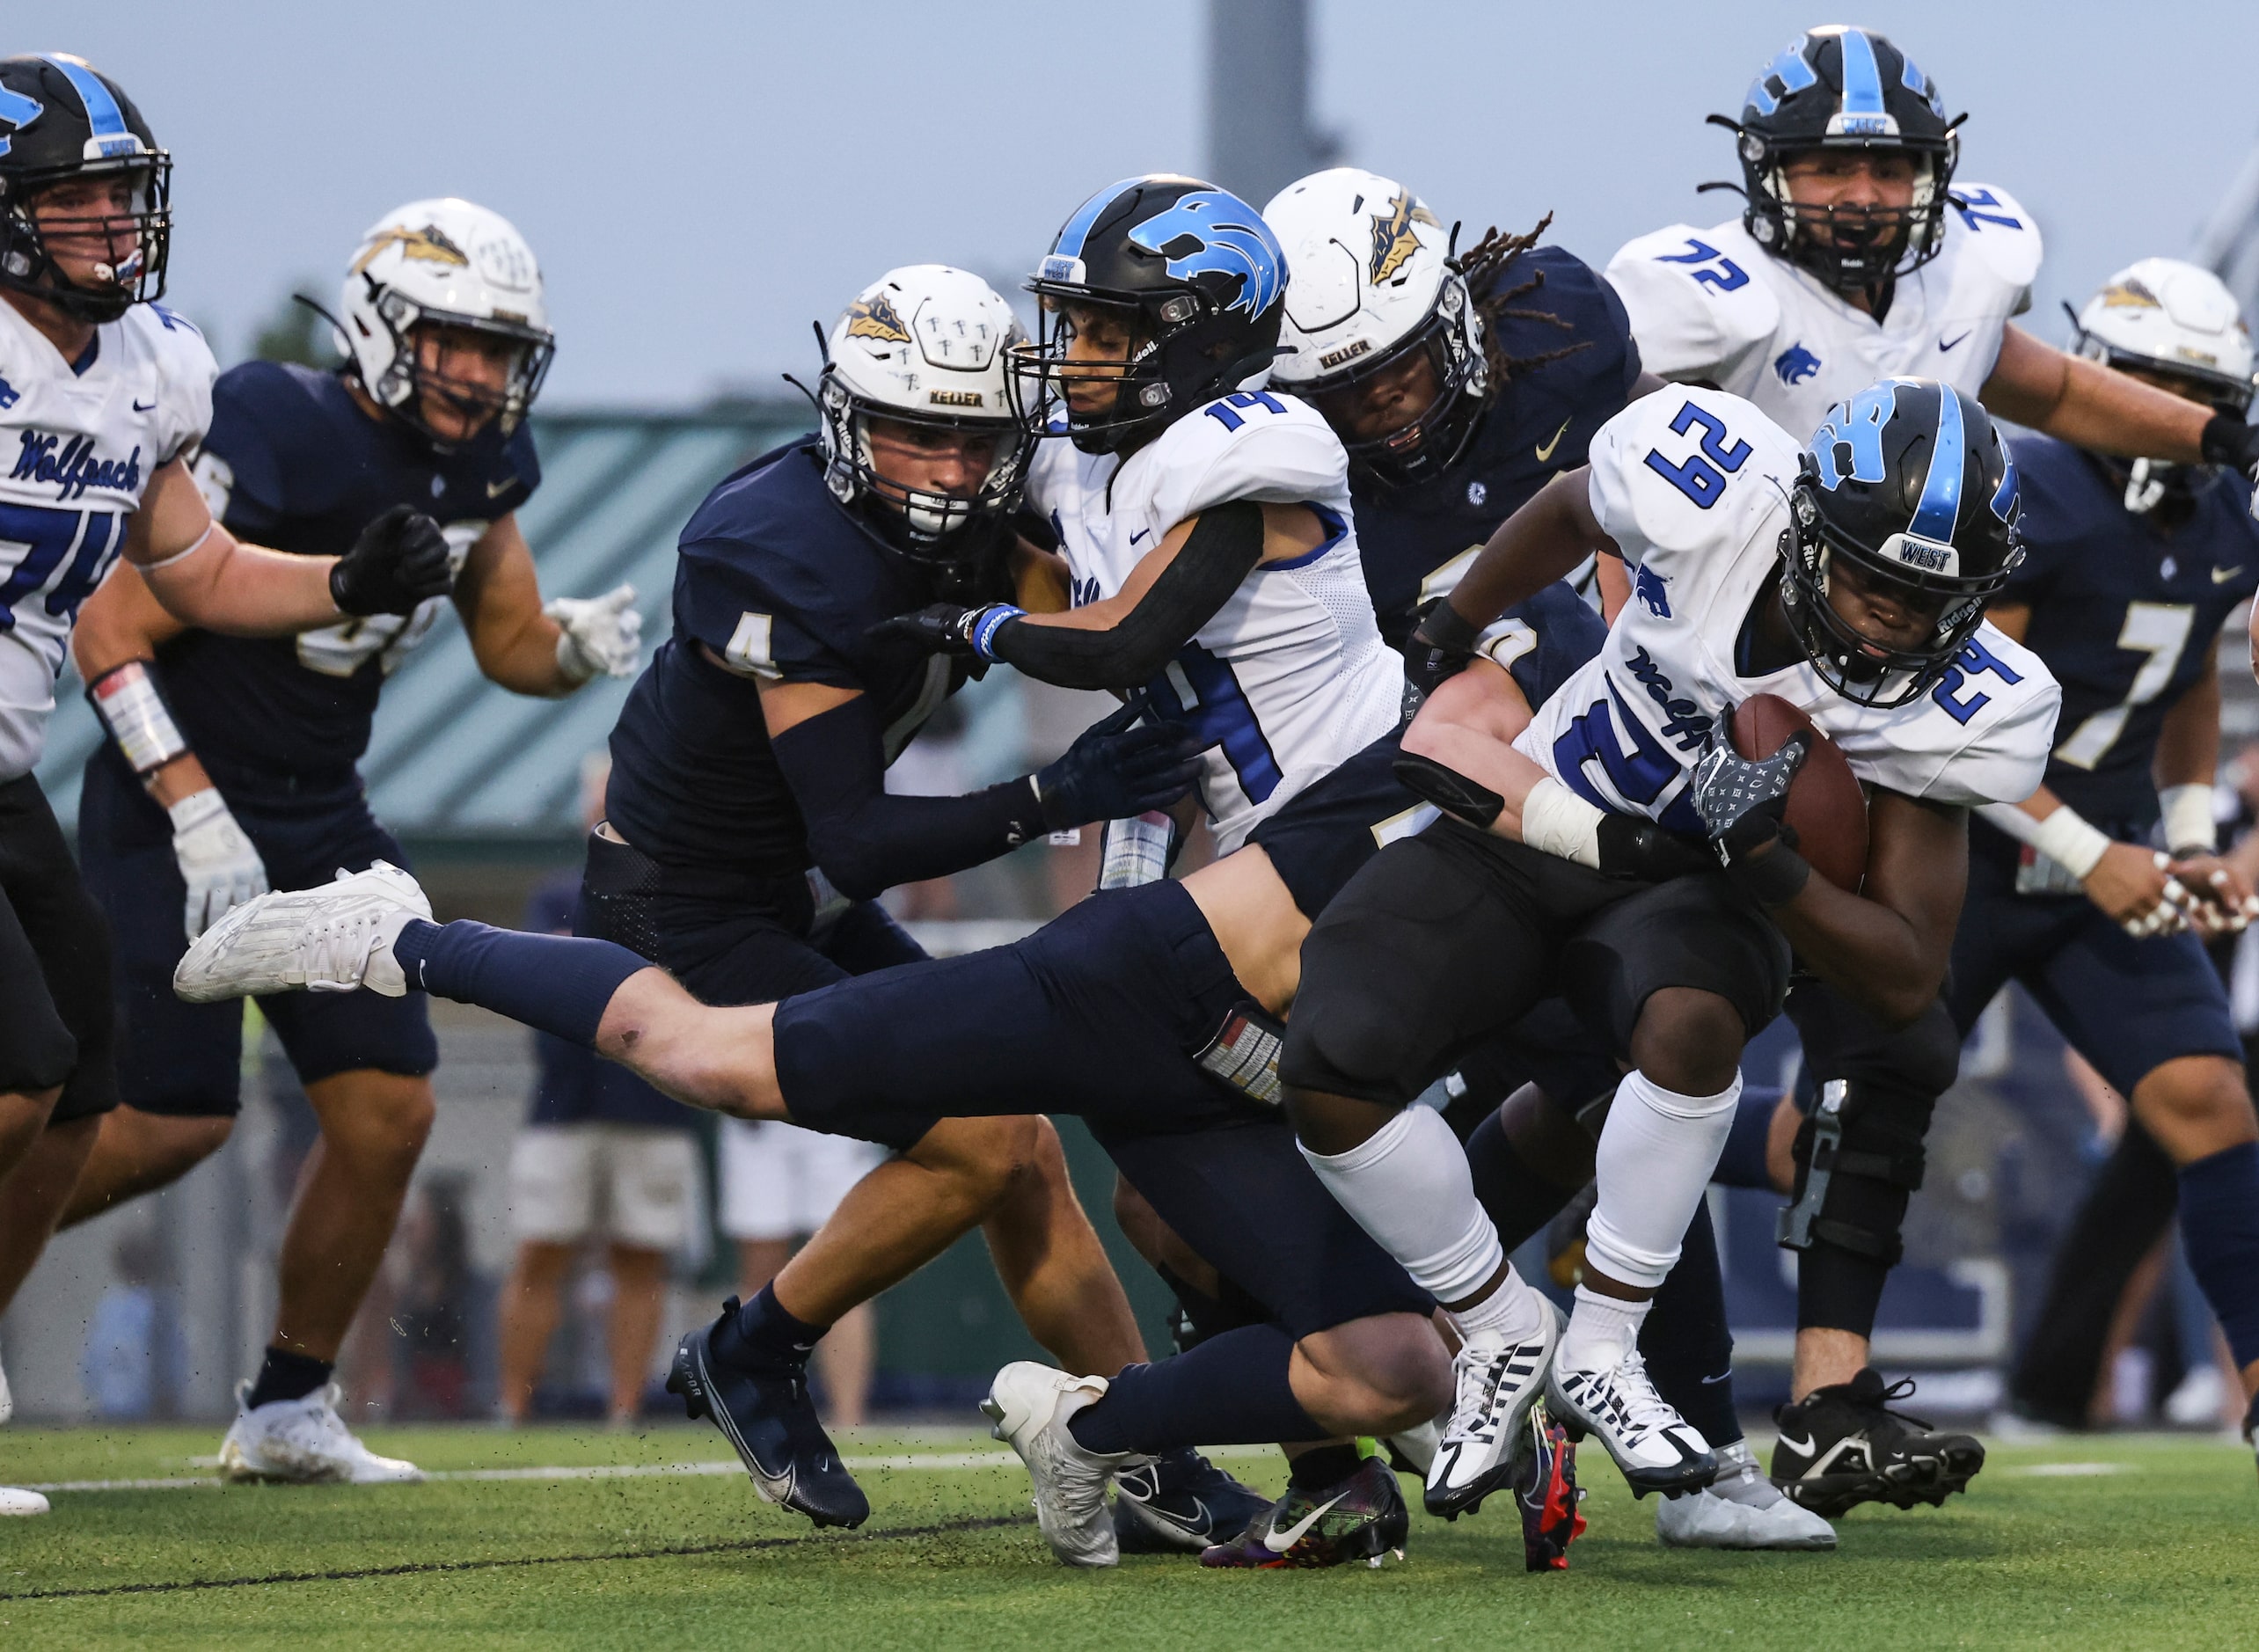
(845, 292, 912, 344)
(1368, 191, 1438, 286)
(351, 223, 472, 278)
(2099, 277, 2162, 310)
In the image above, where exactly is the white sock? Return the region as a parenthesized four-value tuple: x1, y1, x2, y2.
(1299, 1105, 1503, 1305)
(1446, 1265, 1547, 1344)
(1558, 1283, 1654, 1371)
(1583, 1069, 1742, 1290)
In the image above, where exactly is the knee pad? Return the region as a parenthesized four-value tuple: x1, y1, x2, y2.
(1777, 1078, 1935, 1264)
(1280, 997, 1427, 1107)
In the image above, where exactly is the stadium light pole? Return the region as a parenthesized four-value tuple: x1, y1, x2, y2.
(2195, 138, 2259, 319)
(1205, 0, 1340, 206)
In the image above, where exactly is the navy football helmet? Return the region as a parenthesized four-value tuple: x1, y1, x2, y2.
(1786, 378, 2022, 707)
(1711, 27, 1960, 301)
(1015, 175, 1289, 454)
(0, 55, 170, 323)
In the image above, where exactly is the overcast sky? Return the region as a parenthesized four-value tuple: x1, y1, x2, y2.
(53, 1, 2259, 406)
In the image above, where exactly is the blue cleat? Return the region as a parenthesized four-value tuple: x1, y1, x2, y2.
(666, 1297, 869, 1529)
(1113, 1447, 1271, 1553)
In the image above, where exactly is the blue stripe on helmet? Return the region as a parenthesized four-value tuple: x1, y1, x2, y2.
(1910, 386, 1966, 543)
(1837, 30, 1886, 119)
(1051, 178, 1150, 263)
(40, 55, 138, 157)
(1990, 450, 2019, 523)
(0, 84, 41, 160)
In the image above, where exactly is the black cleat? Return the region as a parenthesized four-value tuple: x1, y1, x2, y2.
(1198, 1455, 1408, 1569)
(1113, 1447, 1271, 1553)
(2241, 1392, 2259, 1488)
(1770, 1368, 1984, 1517)
(666, 1297, 869, 1529)
(1513, 1401, 1587, 1572)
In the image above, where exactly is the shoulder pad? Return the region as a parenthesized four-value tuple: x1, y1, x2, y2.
(128, 303, 219, 461)
(1904, 626, 2061, 807)
(1944, 183, 2043, 299)
(1142, 391, 1349, 530)
(1605, 223, 1781, 383)
(1587, 385, 1800, 569)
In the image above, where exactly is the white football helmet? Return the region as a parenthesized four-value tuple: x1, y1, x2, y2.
(340, 197, 554, 445)
(818, 265, 1028, 565)
(1264, 167, 1488, 486)
(2073, 258, 2256, 511)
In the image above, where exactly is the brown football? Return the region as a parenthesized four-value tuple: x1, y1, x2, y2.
(1729, 695, 1868, 891)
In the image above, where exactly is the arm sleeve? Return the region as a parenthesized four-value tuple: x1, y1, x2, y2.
(769, 693, 1046, 900)
(987, 500, 1265, 691)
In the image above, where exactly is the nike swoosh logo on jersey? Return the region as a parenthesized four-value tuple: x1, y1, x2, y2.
(1265, 1490, 1348, 1552)
(1130, 528, 1151, 545)
(1938, 332, 1971, 353)
(2214, 566, 2245, 584)
(133, 398, 157, 412)
(1774, 1430, 1817, 1457)
(486, 478, 516, 499)
(1534, 417, 1572, 464)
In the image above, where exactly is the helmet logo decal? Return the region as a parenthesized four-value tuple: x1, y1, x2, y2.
(1808, 384, 1896, 491)
(1773, 342, 1824, 385)
(40, 55, 140, 159)
(2101, 278, 2162, 310)
(1367, 192, 1436, 285)
(1744, 38, 1818, 117)
(845, 293, 912, 344)
(0, 85, 41, 161)
(1828, 29, 1897, 137)
(351, 223, 470, 277)
(1908, 384, 1966, 542)
(1898, 51, 1946, 117)
(1128, 190, 1284, 318)
(1990, 451, 2019, 523)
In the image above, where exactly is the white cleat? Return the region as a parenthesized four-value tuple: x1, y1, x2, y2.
(980, 1361, 1148, 1568)
(1656, 1438, 1836, 1550)
(0, 1486, 48, 1516)
(0, 1348, 13, 1424)
(174, 863, 429, 1003)
(216, 1382, 424, 1485)
(1549, 1341, 1718, 1499)
(1425, 1298, 1562, 1519)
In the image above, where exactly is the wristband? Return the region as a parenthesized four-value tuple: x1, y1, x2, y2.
(1977, 800, 2111, 880)
(969, 604, 1027, 662)
(2159, 784, 2218, 858)
(1728, 842, 1812, 907)
(86, 661, 190, 777)
(166, 787, 230, 834)
(1519, 776, 1605, 869)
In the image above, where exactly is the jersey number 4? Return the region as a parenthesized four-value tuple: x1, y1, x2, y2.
(1643, 401, 1753, 510)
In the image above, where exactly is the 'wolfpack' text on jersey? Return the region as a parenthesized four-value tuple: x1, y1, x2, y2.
(0, 298, 214, 779)
(1605, 184, 2041, 438)
(1027, 389, 1401, 852)
(1517, 387, 2059, 830)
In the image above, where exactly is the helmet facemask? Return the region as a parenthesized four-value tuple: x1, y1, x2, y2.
(357, 281, 554, 449)
(1013, 281, 1270, 456)
(1745, 135, 1955, 303)
(819, 372, 1027, 574)
(0, 154, 172, 324)
(1301, 268, 1488, 489)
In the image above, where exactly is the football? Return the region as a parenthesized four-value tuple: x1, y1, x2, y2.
(1729, 695, 1868, 891)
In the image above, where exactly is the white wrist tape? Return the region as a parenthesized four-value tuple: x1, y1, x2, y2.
(1978, 800, 2109, 879)
(166, 787, 230, 834)
(1521, 776, 1606, 870)
(2159, 784, 2218, 856)
(87, 661, 190, 777)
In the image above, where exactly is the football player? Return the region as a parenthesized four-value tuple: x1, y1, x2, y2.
(57, 197, 640, 1486)
(1283, 379, 2055, 1509)
(1936, 260, 2259, 1473)
(1601, 26, 2257, 1502)
(0, 55, 452, 1512)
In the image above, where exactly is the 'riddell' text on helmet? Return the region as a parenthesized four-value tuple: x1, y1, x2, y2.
(1016, 175, 1289, 455)
(1714, 27, 1961, 303)
(1785, 377, 2022, 708)
(0, 54, 171, 324)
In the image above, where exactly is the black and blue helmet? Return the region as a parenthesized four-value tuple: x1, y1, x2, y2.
(1016, 174, 1289, 453)
(1786, 377, 2022, 706)
(0, 54, 170, 323)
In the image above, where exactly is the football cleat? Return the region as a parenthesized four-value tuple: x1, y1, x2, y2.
(1770, 1368, 1985, 1517)
(1426, 1296, 1561, 1519)
(1198, 1454, 1408, 1569)
(667, 1299, 868, 1529)
(0, 1486, 48, 1517)
(216, 1381, 424, 1484)
(174, 862, 429, 1002)
(982, 1362, 1147, 1568)
(1548, 1341, 1717, 1498)
(1513, 1400, 1587, 1572)
(2240, 1391, 2258, 1487)
(1112, 1446, 1270, 1553)
(1656, 1437, 1836, 1550)
(0, 1347, 12, 1424)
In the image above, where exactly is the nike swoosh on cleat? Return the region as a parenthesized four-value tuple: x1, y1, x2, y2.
(1938, 332, 1971, 353)
(2214, 566, 2245, 583)
(1264, 1491, 1348, 1552)
(1534, 417, 1572, 464)
(1130, 1494, 1209, 1536)
(1774, 1431, 1817, 1457)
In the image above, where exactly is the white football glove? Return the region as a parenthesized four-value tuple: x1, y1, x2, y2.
(169, 788, 269, 942)
(547, 584, 642, 685)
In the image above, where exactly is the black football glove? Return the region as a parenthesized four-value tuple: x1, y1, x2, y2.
(869, 602, 1022, 658)
(1595, 815, 1715, 882)
(1032, 698, 1206, 831)
(1690, 727, 1809, 865)
(330, 503, 454, 617)
(2201, 413, 2259, 517)
(1406, 597, 1484, 698)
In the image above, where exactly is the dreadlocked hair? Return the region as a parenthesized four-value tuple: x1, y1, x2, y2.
(1458, 213, 1592, 389)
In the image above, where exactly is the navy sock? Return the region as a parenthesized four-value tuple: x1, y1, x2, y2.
(710, 1283, 825, 1371)
(1287, 1442, 1363, 1491)
(1712, 1084, 1784, 1190)
(245, 1346, 333, 1410)
(2177, 1141, 2259, 1368)
(1639, 1200, 1742, 1447)
(1464, 1107, 1575, 1253)
(392, 918, 649, 1047)
(1067, 1324, 1324, 1454)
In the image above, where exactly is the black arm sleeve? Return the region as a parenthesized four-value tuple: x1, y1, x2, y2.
(987, 500, 1266, 691)
(769, 695, 1044, 902)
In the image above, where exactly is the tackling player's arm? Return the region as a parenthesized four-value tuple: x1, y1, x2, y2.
(2150, 649, 2255, 928)
(1410, 468, 1617, 677)
(450, 514, 641, 696)
(1982, 325, 2244, 470)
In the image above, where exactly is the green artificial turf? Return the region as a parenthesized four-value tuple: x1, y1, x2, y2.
(3, 1422, 2255, 1649)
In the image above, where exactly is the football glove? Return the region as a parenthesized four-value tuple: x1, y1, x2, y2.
(1032, 698, 1206, 831)
(548, 583, 643, 684)
(1690, 730, 1809, 865)
(870, 602, 1024, 660)
(169, 788, 268, 942)
(1406, 597, 1484, 697)
(330, 503, 455, 617)
(2201, 413, 2259, 518)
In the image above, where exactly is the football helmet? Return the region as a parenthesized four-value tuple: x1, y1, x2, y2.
(1786, 377, 2022, 706)
(1265, 167, 1487, 487)
(0, 54, 170, 323)
(340, 198, 554, 446)
(817, 264, 1028, 567)
(1715, 27, 1960, 300)
(1016, 175, 1289, 454)
(2071, 259, 2255, 514)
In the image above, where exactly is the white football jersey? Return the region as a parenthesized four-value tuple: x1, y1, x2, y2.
(1026, 391, 1401, 852)
(1606, 185, 2042, 440)
(0, 299, 215, 779)
(1517, 387, 2058, 829)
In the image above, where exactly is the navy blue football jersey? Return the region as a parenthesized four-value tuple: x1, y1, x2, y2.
(603, 439, 984, 874)
(1999, 435, 2259, 829)
(155, 362, 538, 781)
(1350, 247, 1641, 645)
